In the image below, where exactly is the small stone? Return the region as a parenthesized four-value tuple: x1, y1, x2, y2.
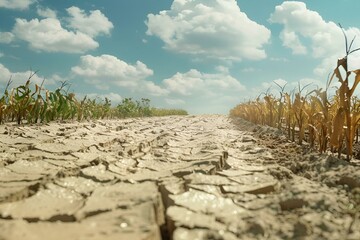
(280, 198, 308, 211)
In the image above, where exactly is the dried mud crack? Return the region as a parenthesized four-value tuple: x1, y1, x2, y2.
(0, 115, 359, 240)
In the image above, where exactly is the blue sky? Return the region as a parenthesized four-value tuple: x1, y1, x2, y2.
(1, 0, 360, 114)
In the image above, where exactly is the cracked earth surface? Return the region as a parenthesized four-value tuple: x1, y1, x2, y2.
(0, 115, 359, 240)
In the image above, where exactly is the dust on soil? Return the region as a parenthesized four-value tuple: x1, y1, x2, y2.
(0, 115, 359, 240)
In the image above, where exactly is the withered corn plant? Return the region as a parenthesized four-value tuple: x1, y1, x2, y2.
(274, 81, 287, 129)
(263, 94, 277, 128)
(309, 87, 331, 153)
(27, 79, 46, 124)
(292, 84, 312, 145)
(284, 92, 295, 141)
(230, 25, 360, 161)
(327, 25, 360, 160)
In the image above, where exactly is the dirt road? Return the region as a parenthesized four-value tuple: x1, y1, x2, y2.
(0, 115, 359, 239)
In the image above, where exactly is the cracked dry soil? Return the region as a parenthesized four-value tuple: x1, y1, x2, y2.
(0, 115, 359, 240)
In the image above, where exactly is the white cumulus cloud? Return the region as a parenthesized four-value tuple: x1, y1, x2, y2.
(163, 68, 245, 96)
(142, 81, 169, 96)
(165, 98, 185, 105)
(37, 6, 57, 18)
(66, 6, 114, 37)
(0, 0, 34, 10)
(146, 0, 270, 61)
(270, 1, 360, 75)
(0, 64, 55, 88)
(10, 6, 113, 53)
(0, 32, 14, 44)
(72, 54, 153, 87)
(71, 54, 166, 96)
(12, 18, 99, 53)
(279, 31, 307, 55)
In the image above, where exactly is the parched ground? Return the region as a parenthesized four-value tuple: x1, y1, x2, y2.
(0, 115, 359, 240)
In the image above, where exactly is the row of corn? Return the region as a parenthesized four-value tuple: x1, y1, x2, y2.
(0, 74, 187, 125)
(231, 56, 360, 161)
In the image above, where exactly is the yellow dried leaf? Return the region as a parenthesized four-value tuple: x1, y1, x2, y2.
(350, 69, 360, 96)
(330, 107, 345, 148)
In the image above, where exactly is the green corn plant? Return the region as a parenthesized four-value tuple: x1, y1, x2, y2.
(0, 74, 188, 124)
(101, 97, 112, 119)
(27, 79, 45, 124)
(0, 77, 12, 124)
(138, 98, 151, 117)
(12, 72, 39, 124)
(117, 98, 138, 118)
